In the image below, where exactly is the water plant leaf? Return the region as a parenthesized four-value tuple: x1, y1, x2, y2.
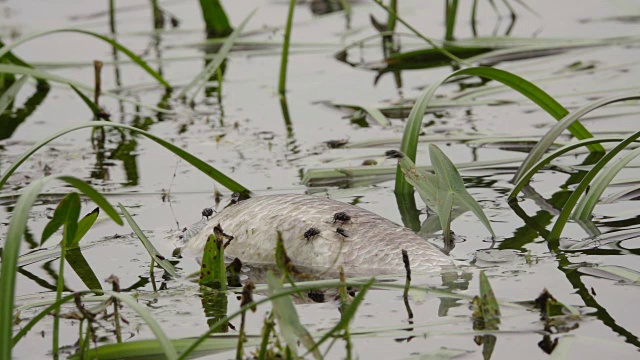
(69, 84, 102, 119)
(0, 75, 28, 114)
(0, 28, 171, 89)
(199, 227, 228, 289)
(0, 175, 121, 359)
(0, 121, 250, 196)
(572, 146, 640, 221)
(360, 106, 391, 127)
(472, 271, 501, 326)
(266, 271, 321, 359)
(549, 130, 640, 242)
(177, 9, 256, 102)
(118, 203, 180, 279)
(512, 94, 640, 184)
(198, 0, 234, 38)
(508, 137, 631, 200)
(72, 207, 99, 248)
(395, 66, 602, 194)
(579, 265, 640, 284)
(40, 192, 80, 246)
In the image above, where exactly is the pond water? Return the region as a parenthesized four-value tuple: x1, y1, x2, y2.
(2, 0, 640, 359)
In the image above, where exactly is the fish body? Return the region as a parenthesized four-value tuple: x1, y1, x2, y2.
(185, 194, 453, 276)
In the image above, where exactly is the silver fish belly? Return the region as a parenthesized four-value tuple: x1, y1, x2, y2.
(185, 194, 453, 275)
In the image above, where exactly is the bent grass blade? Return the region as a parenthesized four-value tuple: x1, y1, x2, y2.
(118, 203, 180, 279)
(395, 66, 602, 194)
(0, 75, 28, 114)
(512, 94, 640, 184)
(0, 28, 171, 89)
(0, 121, 250, 195)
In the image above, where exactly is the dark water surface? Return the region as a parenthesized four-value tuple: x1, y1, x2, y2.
(2, 0, 640, 359)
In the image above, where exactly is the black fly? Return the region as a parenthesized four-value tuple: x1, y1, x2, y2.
(332, 212, 351, 224)
(202, 207, 215, 220)
(336, 227, 349, 238)
(304, 227, 321, 241)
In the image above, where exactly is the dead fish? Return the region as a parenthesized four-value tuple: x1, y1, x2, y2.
(182, 194, 453, 276)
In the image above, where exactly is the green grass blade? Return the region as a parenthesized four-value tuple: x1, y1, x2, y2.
(69, 85, 102, 118)
(198, 0, 234, 38)
(0, 64, 173, 114)
(266, 271, 321, 359)
(361, 106, 391, 127)
(118, 203, 180, 279)
(0, 122, 250, 195)
(104, 291, 179, 360)
(396, 154, 439, 209)
(0, 28, 171, 89)
(57, 176, 122, 225)
(429, 145, 495, 237)
(72, 208, 99, 247)
(177, 10, 256, 102)
(41, 192, 80, 247)
(512, 94, 640, 183)
(508, 137, 630, 200)
(278, 0, 296, 96)
(549, 130, 640, 242)
(572, 146, 640, 221)
(394, 66, 602, 194)
(0, 75, 28, 114)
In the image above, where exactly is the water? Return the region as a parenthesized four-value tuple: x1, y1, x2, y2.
(1, 0, 640, 358)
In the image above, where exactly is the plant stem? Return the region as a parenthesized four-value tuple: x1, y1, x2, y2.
(52, 236, 67, 359)
(278, 0, 296, 96)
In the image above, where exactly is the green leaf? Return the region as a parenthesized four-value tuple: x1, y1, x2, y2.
(572, 146, 640, 221)
(0, 28, 171, 89)
(118, 203, 180, 279)
(395, 66, 602, 194)
(0, 75, 28, 114)
(472, 271, 501, 327)
(266, 271, 321, 359)
(71, 207, 99, 248)
(65, 248, 102, 290)
(40, 192, 81, 246)
(512, 94, 640, 184)
(0, 121, 250, 195)
(69, 85, 102, 118)
(177, 9, 256, 102)
(508, 137, 631, 200)
(549, 130, 640, 242)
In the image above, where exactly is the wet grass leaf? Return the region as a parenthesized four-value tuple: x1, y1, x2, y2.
(512, 94, 640, 184)
(0, 28, 171, 89)
(0, 121, 250, 195)
(395, 66, 602, 194)
(118, 203, 180, 279)
(472, 271, 501, 327)
(266, 271, 321, 359)
(198, 232, 227, 290)
(549, 130, 640, 242)
(0, 75, 28, 115)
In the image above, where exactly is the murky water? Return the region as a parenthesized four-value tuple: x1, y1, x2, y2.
(2, 0, 640, 359)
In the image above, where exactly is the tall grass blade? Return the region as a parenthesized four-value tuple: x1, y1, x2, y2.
(512, 94, 640, 183)
(266, 271, 321, 359)
(51, 193, 81, 357)
(508, 137, 630, 200)
(0, 121, 250, 195)
(198, 0, 233, 38)
(0, 75, 28, 114)
(395, 66, 602, 194)
(0, 64, 173, 114)
(118, 203, 180, 278)
(572, 147, 640, 221)
(177, 10, 256, 102)
(0, 29, 171, 89)
(0, 176, 121, 360)
(549, 130, 640, 242)
(278, 0, 296, 96)
(69, 85, 102, 118)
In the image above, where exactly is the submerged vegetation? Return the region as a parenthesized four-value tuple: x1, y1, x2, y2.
(1, 0, 640, 359)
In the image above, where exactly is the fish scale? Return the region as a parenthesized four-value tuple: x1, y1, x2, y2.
(185, 194, 454, 275)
